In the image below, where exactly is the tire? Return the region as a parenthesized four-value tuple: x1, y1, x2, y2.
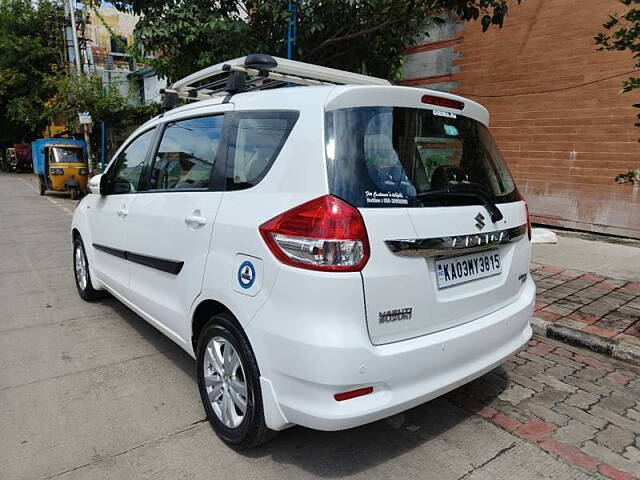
(73, 236, 104, 301)
(39, 176, 45, 196)
(196, 313, 276, 449)
(70, 187, 79, 200)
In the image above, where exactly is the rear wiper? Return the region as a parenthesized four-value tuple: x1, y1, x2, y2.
(415, 184, 504, 223)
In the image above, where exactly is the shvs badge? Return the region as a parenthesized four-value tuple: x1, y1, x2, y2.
(237, 261, 256, 289)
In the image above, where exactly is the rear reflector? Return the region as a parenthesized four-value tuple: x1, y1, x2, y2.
(334, 386, 373, 402)
(421, 95, 465, 110)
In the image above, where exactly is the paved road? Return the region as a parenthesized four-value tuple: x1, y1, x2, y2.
(1, 172, 638, 480)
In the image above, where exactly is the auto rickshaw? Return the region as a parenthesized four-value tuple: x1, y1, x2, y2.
(31, 138, 88, 199)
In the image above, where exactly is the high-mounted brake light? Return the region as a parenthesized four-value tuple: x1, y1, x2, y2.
(259, 195, 370, 272)
(421, 95, 465, 110)
(520, 193, 532, 241)
(334, 387, 373, 402)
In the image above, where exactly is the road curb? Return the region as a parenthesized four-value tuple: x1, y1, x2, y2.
(531, 316, 640, 365)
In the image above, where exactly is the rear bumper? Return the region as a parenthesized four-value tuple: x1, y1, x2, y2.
(255, 277, 534, 431)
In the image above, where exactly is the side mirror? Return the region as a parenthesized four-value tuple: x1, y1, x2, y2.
(88, 173, 108, 195)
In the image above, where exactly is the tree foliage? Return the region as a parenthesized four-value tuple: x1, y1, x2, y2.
(110, 0, 522, 82)
(49, 74, 127, 127)
(595, 0, 640, 94)
(596, 0, 639, 178)
(47, 74, 160, 160)
(0, 0, 64, 143)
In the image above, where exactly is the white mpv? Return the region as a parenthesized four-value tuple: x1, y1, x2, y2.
(72, 55, 534, 449)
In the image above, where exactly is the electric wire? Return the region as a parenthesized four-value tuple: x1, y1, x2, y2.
(454, 69, 639, 98)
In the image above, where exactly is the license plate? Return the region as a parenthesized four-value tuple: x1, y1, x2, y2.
(435, 249, 501, 289)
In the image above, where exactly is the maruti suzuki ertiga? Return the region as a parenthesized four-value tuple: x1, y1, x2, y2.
(71, 55, 534, 449)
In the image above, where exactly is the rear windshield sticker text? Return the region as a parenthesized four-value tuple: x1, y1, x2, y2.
(365, 191, 409, 205)
(433, 110, 457, 119)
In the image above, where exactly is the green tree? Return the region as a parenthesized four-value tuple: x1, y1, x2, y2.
(47, 74, 130, 129)
(47, 74, 160, 162)
(0, 0, 64, 143)
(110, 0, 521, 82)
(595, 0, 640, 95)
(596, 0, 640, 183)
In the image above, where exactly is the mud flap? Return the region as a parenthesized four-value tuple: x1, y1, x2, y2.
(260, 377, 292, 431)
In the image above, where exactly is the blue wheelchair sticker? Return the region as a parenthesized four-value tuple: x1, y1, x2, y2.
(238, 261, 256, 289)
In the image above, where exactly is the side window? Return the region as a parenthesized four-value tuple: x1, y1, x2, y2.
(109, 128, 155, 194)
(149, 115, 224, 191)
(227, 111, 298, 190)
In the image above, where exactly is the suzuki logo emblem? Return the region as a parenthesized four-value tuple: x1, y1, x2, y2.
(475, 212, 486, 231)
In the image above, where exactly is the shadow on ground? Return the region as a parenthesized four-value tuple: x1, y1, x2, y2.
(87, 294, 511, 478)
(98, 295, 197, 381)
(242, 392, 505, 478)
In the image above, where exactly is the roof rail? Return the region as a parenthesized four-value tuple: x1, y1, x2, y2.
(161, 54, 390, 105)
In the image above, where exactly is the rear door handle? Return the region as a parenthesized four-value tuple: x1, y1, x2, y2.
(117, 208, 128, 218)
(185, 215, 207, 227)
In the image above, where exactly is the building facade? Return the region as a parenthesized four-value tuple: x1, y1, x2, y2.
(402, 0, 640, 239)
(72, 5, 166, 105)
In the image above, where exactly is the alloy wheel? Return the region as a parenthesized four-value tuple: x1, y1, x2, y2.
(74, 244, 88, 291)
(203, 336, 248, 429)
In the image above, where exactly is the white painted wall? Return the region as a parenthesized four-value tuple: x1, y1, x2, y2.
(143, 75, 166, 104)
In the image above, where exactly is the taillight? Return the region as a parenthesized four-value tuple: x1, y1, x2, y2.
(421, 94, 464, 110)
(259, 195, 370, 272)
(521, 193, 532, 241)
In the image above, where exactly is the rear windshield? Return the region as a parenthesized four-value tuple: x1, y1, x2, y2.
(52, 147, 84, 163)
(325, 107, 519, 208)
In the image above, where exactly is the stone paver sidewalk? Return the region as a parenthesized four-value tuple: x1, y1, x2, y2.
(448, 336, 640, 480)
(531, 264, 640, 358)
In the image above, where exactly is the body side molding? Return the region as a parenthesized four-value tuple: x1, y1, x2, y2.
(92, 243, 184, 275)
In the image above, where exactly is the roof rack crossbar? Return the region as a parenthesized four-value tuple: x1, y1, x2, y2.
(195, 77, 232, 92)
(166, 54, 390, 104)
(244, 80, 287, 92)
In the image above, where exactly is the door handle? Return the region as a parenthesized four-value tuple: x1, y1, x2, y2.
(117, 208, 128, 218)
(185, 215, 207, 226)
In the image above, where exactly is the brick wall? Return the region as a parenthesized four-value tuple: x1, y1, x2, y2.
(402, 0, 640, 239)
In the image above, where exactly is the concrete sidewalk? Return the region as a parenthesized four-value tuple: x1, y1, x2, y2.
(532, 231, 640, 283)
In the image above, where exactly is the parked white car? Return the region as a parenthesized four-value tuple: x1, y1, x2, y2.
(72, 55, 534, 449)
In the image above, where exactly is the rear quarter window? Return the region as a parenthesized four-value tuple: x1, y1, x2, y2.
(226, 111, 299, 190)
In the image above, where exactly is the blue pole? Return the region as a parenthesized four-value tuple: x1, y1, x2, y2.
(100, 121, 106, 169)
(287, 1, 293, 60)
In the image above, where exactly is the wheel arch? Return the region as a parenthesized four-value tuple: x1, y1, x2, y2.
(191, 299, 238, 353)
(71, 227, 104, 292)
